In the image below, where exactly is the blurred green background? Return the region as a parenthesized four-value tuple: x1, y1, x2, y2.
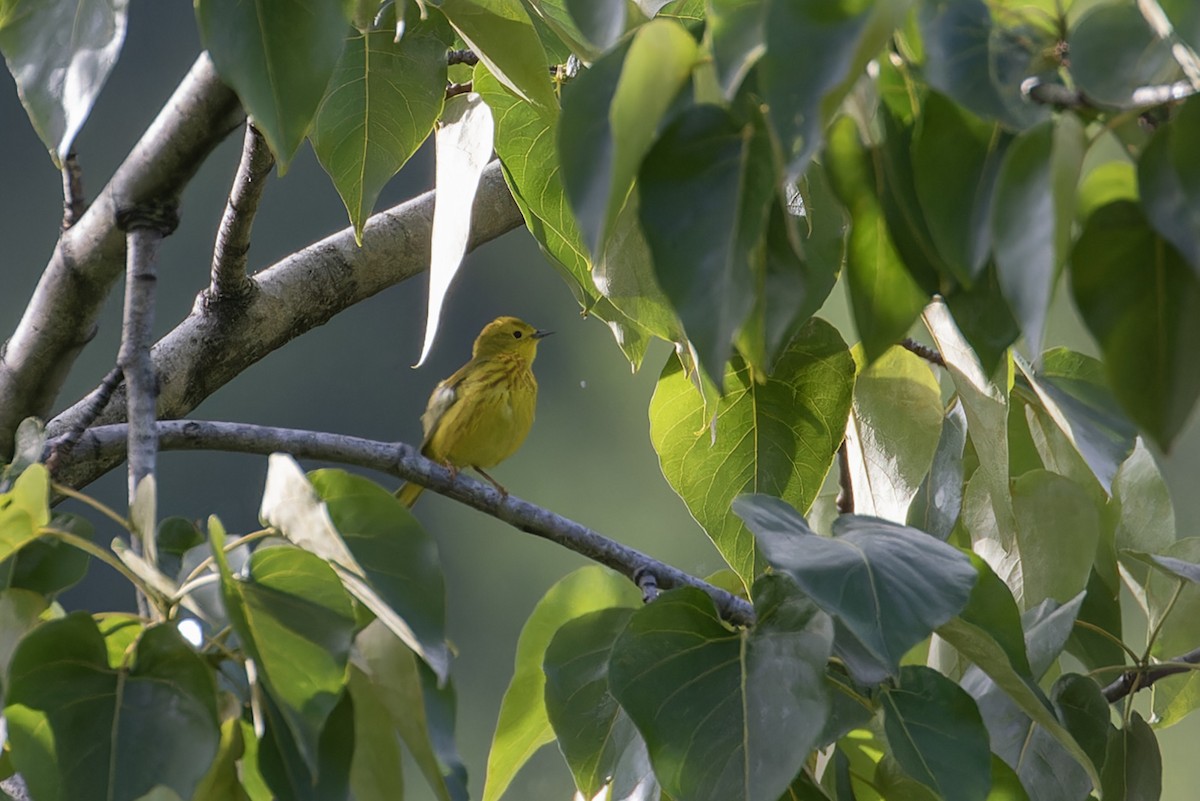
(2, 3, 1198, 798)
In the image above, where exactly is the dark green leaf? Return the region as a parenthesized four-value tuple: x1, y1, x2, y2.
(1070, 200, 1200, 450)
(1101, 713, 1162, 801)
(639, 104, 773, 385)
(918, 0, 1051, 130)
(1012, 471, 1100, 608)
(1067, 568, 1126, 673)
(196, 0, 350, 169)
(957, 553, 1032, 678)
(734, 497, 977, 681)
(347, 668, 405, 801)
(942, 264, 1021, 376)
(156, 517, 205, 580)
(544, 608, 649, 799)
(1138, 95, 1200, 278)
(525, 0, 597, 59)
(706, 0, 765, 98)
(565, 0, 625, 51)
(1068, 2, 1180, 108)
(608, 581, 833, 801)
(258, 682, 354, 801)
(311, 8, 448, 240)
(193, 719, 252, 801)
(474, 65, 656, 366)
(559, 19, 697, 256)
(0, 0, 128, 165)
(881, 666, 991, 801)
(483, 567, 640, 801)
(210, 521, 356, 776)
(1051, 674, 1112, 776)
(5, 616, 219, 801)
(908, 399, 968, 540)
(435, 0, 557, 111)
(649, 319, 854, 584)
(357, 622, 468, 801)
(913, 92, 1011, 283)
(1144, 538, 1200, 726)
(6, 512, 92, 596)
(1160, 0, 1200, 52)
(308, 469, 449, 679)
(826, 116, 927, 360)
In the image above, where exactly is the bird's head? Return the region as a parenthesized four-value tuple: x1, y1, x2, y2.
(472, 316, 552, 362)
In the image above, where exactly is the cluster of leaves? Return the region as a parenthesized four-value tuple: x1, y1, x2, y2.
(3, 0, 1200, 800)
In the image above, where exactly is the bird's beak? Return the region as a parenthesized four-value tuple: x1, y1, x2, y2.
(533, 329, 554, 339)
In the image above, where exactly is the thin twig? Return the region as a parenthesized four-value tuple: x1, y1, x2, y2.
(900, 338, 945, 367)
(447, 48, 479, 66)
(446, 81, 473, 99)
(52, 420, 758, 627)
(1101, 644, 1200, 703)
(207, 123, 273, 305)
(61, 151, 86, 229)
(46, 367, 123, 470)
(836, 440, 853, 514)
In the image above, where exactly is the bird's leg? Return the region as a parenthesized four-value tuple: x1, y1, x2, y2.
(474, 467, 509, 498)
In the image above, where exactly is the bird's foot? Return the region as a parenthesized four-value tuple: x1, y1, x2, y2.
(474, 467, 509, 498)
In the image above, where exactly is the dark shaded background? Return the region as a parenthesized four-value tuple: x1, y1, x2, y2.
(2, 2, 1197, 798)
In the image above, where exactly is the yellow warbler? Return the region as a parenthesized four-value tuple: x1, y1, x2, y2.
(396, 316, 551, 506)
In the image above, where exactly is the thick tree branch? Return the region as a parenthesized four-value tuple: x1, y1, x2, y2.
(47, 160, 524, 489)
(52, 420, 758, 627)
(206, 123, 273, 305)
(0, 54, 245, 459)
(1101, 644, 1200, 703)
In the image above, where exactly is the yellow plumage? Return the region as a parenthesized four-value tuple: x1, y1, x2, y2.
(396, 316, 550, 506)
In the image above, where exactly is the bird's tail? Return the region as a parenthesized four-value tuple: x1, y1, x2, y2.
(394, 482, 425, 508)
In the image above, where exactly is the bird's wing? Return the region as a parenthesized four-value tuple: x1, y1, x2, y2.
(419, 363, 470, 451)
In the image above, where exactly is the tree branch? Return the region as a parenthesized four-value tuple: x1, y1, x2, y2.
(51, 420, 758, 628)
(0, 53, 245, 459)
(61, 151, 86, 230)
(1101, 644, 1200, 703)
(206, 122, 273, 305)
(47, 159, 524, 489)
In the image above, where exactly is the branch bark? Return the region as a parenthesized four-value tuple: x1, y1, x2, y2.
(207, 122, 273, 304)
(0, 54, 245, 459)
(48, 159, 524, 489)
(1101, 644, 1200, 703)
(52, 420, 757, 627)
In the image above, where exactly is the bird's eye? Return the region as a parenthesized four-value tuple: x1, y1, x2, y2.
(512, 330, 523, 339)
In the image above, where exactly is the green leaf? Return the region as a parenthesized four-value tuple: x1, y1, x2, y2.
(261, 455, 450, 680)
(639, 104, 773, 385)
(1011, 470, 1100, 608)
(1111, 440, 1176, 610)
(0, 0, 128, 165)
(908, 399, 968, 540)
(913, 92, 1011, 284)
(195, 0, 350, 170)
(1145, 537, 1200, 727)
(1014, 349, 1137, 495)
(734, 497, 978, 681)
(608, 580, 834, 801)
(0, 588, 47, 685)
(5, 461, 48, 529)
(1100, 713, 1161, 801)
(347, 666, 405, 801)
(1, 416, 47, 488)
(957, 553, 1032, 679)
(482, 566, 640, 801)
(1067, 2, 1180, 108)
(543, 607, 653, 799)
(649, 319, 854, 584)
(209, 520, 355, 775)
(5, 616, 219, 801)
(156, 516, 205, 581)
(525, 0, 597, 59)
(705, 0, 765, 99)
(843, 345, 943, 522)
(759, 0, 901, 182)
(310, 8, 448, 241)
(564, 0, 625, 51)
(435, 0, 556, 112)
(257, 681, 355, 801)
(474, 64, 655, 366)
(881, 666, 992, 801)
(918, 0, 1051, 130)
(942, 264, 1021, 376)
(7, 512, 92, 596)
(826, 116, 928, 360)
(1138, 95, 1200, 279)
(1022, 593, 1086, 679)
(192, 719, 252, 801)
(1160, 0, 1200, 52)
(357, 621, 467, 801)
(559, 18, 697, 256)
(1051, 673, 1112, 777)
(417, 91, 495, 366)
(937, 617, 1102, 795)
(1069, 200, 1200, 450)
(991, 120, 1062, 355)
